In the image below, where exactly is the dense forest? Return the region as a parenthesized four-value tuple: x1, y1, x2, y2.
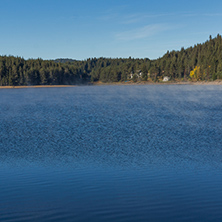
(1, 34, 222, 86)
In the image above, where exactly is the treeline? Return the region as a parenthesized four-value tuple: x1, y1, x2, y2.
(0, 56, 151, 85)
(0, 57, 90, 86)
(1, 34, 222, 86)
(153, 34, 222, 81)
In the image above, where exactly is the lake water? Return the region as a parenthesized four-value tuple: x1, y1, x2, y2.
(0, 85, 222, 222)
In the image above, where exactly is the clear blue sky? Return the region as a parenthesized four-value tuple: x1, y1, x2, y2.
(1, 0, 222, 60)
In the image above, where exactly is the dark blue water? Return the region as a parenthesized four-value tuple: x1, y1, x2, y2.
(0, 85, 222, 222)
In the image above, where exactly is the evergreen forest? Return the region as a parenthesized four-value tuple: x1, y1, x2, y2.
(1, 34, 222, 86)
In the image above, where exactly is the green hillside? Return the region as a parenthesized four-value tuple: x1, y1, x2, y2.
(0, 35, 222, 86)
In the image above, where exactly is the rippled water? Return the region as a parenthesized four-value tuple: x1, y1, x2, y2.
(0, 85, 222, 221)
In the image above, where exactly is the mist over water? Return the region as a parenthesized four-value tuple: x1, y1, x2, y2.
(0, 85, 222, 221)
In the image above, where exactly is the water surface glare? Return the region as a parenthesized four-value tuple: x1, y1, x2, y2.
(0, 85, 222, 221)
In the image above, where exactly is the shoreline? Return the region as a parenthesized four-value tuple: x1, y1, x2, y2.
(0, 80, 222, 89)
(0, 85, 77, 89)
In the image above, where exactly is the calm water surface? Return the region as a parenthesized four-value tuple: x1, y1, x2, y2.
(0, 85, 222, 221)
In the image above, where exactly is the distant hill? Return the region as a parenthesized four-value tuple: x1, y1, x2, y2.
(54, 58, 77, 63)
(0, 34, 222, 86)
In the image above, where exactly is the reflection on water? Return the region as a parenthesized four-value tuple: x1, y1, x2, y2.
(0, 85, 222, 221)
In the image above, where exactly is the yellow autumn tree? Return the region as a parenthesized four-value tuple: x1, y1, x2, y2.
(190, 66, 201, 79)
